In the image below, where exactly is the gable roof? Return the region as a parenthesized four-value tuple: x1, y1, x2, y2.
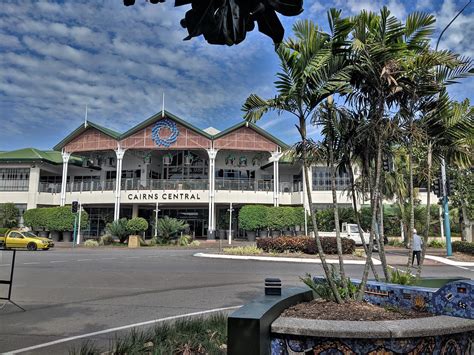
(52, 111, 288, 152)
(53, 121, 121, 151)
(120, 110, 213, 140)
(0, 148, 84, 166)
(213, 121, 289, 149)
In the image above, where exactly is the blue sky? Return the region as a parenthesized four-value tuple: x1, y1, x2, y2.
(0, 0, 473, 151)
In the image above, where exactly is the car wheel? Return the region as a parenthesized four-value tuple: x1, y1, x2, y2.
(27, 242, 37, 251)
(42, 248, 49, 250)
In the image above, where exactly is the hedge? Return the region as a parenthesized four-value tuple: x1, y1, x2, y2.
(23, 206, 88, 231)
(238, 205, 268, 231)
(238, 205, 305, 231)
(257, 236, 355, 255)
(452, 241, 474, 255)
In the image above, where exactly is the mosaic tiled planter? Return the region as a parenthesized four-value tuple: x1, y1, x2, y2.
(228, 279, 474, 355)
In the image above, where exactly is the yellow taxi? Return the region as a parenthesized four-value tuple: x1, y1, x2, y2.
(0, 230, 54, 251)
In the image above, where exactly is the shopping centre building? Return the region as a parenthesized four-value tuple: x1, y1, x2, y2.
(0, 111, 429, 239)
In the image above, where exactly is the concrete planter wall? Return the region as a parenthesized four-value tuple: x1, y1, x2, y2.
(271, 316, 474, 354)
(62, 231, 72, 242)
(246, 231, 256, 241)
(49, 231, 61, 241)
(228, 279, 474, 355)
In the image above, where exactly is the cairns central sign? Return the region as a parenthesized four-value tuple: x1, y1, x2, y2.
(127, 192, 202, 202)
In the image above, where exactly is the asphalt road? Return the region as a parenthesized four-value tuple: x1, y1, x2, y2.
(0, 246, 472, 354)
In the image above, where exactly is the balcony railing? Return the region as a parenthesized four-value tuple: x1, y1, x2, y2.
(0, 180, 29, 191)
(38, 179, 304, 193)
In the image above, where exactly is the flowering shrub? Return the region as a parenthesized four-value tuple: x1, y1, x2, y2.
(257, 236, 355, 254)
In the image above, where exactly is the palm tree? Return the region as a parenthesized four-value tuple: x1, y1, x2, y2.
(242, 14, 352, 303)
(313, 97, 348, 295)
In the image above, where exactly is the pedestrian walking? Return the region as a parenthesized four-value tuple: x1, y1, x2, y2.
(412, 229, 423, 266)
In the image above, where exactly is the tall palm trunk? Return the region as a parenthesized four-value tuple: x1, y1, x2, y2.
(417, 141, 432, 277)
(300, 120, 343, 304)
(348, 160, 379, 280)
(329, 135, 347, 294)
(357, 137, 382, 300)
(378, 195, 390, 280)
(407, 115, 415, 267)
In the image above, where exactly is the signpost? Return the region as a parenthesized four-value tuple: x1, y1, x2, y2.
(154, 201, 160, 238)
(0, 250, 25, 311)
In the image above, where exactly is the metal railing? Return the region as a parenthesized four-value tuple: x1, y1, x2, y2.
(38, 179, 304, 193)
(0, 180, 29, 191)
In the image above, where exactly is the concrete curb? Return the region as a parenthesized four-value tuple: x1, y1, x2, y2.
(194, 253, 382, 265)
(425, 254, 474, 267)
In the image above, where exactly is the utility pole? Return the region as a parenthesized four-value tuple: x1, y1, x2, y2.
(435, 0, 471, 256)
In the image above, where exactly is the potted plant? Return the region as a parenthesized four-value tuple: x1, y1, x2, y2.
(126, 217, 149, 248)
(238, 205, 261, 241)
(106, 218, 130, 243)
(23, 208, 50, 238)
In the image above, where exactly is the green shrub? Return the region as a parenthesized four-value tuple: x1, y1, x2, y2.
(157, 216, 188, 241)
(99, 235, 114, 246)
(127, 217, 148, 235)
(301, 267, 358, 301)
(0, 203, 19, 228)
(452, 241, 474, 255)
(177, 235, 192, 246)
(106, 218, 129, 243)
(84, 239, 99, 248)
(189, 240, 201, 247)
(238, 205, 269, 231)
(257, 236, 355, 254)
(0, 227, 10, 235)
(428, 239, 446, 248)
(23, 206, 88, 232)
(223, 246, 263, 255)
(387, 238, 404, 247)
(389, 269, 416, 285)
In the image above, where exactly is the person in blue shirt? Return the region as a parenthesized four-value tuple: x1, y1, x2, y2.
(412, 229, 423, 266)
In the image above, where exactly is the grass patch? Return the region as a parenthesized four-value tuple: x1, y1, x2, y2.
(223, 245, 263, 255)
(70, 314, 227, 355)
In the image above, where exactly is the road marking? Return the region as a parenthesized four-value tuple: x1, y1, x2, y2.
(22, 262, 39, 265)
(126, 256, 140, 259)
(76, 259, 91, 262)
(6, 305, 241, 354)
(0, 264, 11, 267)
(50, 260, 67, 263)
(101, 257, 116, 260)
(194, 253, 382, 265)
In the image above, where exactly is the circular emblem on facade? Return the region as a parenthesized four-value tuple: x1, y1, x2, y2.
(151, 119, 179, 147)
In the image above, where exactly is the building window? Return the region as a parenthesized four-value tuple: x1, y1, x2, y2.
(0, 168, 30, 191)
(312, 166, 350, 191)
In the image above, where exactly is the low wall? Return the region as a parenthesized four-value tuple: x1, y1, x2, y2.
(271, 316, 474, 354)
(228, 279, 474, 355)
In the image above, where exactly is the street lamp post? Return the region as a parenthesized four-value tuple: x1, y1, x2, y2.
(227, 202, 234, 245)
(154, 201, 160, 238)
(435, 0, 471, 256)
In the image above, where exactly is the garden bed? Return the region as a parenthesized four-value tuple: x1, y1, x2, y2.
(281, 299, 433, 321)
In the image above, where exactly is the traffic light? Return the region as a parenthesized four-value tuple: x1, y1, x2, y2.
(446, 178, 455, 197)
(432, 178, 441, 198)
(382, 156, 390, 172)
(72, 201, 79, 213)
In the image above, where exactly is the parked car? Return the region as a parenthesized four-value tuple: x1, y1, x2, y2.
(0, 230, 54, 251)
(319, 223, 373, 246)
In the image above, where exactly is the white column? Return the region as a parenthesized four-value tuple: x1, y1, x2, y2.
(270, 151, 282, 207)
(114, 147, 126, 221)
(206, 147, 218, 239)
(27, 166, 41, 210)
(132, 204, 139, 218)
(60, 151, 71, 206)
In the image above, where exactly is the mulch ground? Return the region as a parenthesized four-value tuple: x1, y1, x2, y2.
(281, 299, 433, 321)
(451, 252, 474, 262)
